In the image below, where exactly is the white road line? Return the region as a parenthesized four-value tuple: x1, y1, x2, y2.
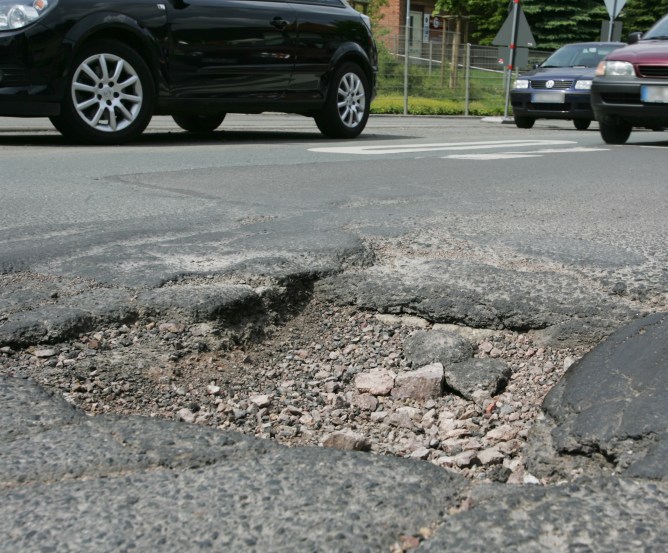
(309, 139, 576, 155)
(445, 146, 609, 160)
(447, 153, 542, 160)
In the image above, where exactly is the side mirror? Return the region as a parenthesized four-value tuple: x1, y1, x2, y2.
(628, 32, 643, 44)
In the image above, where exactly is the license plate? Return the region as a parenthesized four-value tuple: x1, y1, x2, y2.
(641, 85, 668, 103)
(531, 92, 565, 104)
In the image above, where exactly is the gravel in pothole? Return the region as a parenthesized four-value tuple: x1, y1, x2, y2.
(0, 299, 590, 484)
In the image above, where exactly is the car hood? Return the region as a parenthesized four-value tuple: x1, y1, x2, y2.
(518, 66, 596, 80)
(605, 41, 668, 64)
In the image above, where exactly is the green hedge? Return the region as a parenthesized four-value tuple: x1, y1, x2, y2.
(370, 95, 507, 117)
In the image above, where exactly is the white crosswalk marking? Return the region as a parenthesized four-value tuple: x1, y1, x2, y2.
(447, 153, 542, 160)
(309, 139, 576, 155)
(446, 147, 609, 160)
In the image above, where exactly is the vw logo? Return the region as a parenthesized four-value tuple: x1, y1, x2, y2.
(546, 80, 555, 89)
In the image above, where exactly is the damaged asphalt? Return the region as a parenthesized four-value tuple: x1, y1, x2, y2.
(1, 116, 667, 551)
(1, 264, 666, 551)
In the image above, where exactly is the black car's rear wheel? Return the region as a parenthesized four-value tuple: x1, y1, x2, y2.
(514, 116, 535, 129)
(573, 119, 591, 131)
(50, 40, 155, 145)
(172, 113, 226, 133)
(599, 117, 632, 144)
(314, 62, 370, 139)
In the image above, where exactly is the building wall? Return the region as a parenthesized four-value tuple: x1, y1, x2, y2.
(379, 1, 440, 31)
(377, 1, 451, 54)
(380, 0, 402, 29)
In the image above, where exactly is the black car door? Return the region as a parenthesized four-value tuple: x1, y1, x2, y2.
(167, 0, 297, 99)
(287, 0, 364, 96)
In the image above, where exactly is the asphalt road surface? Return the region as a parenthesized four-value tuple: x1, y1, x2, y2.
(1, 114, 666, 344)
(1, 114, 667, 292)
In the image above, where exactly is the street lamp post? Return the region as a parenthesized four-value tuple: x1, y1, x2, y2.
(403, 0, 411, 115)
(503, 0, 521, 119)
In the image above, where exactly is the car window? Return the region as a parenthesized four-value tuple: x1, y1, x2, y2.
(574, 47, 622, 66)
(643, 14, 668, 39)
(542, 44, 620, 68)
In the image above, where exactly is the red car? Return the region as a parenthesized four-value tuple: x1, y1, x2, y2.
(591, 14, 668, 144)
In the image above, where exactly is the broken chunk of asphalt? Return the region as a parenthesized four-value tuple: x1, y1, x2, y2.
(0, 252, 644, 350)
(316, 259, 643, 347)
(1, 312, 667, 552)
(526, 311, 668, 482)
(0, 277, 313, 349)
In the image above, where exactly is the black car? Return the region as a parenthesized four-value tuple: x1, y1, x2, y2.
(0, 0, 377, 144)
(591, 14, 668, 144)
(511, 42, 624, 130)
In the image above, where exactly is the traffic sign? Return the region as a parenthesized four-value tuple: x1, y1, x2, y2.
(493, 7, 535, 48)
(604, 0, 627, 20)
(497, 47, 529, 69)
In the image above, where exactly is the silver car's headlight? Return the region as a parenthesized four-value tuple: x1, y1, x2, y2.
(513, 79, 529, 89)
(0, 0, 55, 31)
(574, 80, 593, 90)
(595, 60, 635, 77)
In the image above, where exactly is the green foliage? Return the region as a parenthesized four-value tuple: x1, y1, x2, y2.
(430, 1, 668, 49)
(433, 0, 468, 15)
(371, 96, 462, 115)
(520, 0, 668, 49)
(370, 95, 506, 116)
(374, 44, 509, 116)
(367, 0, 389, 27)
(377, 43, 508, 100)
(522, 0, 608, 50)
(622, 0, 668, 35)
(468, 2, 513, 45)
(368, 1, 668, 117)
(433, 0, 510, 45)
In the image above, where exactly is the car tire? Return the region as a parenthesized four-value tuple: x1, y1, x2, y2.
(172, 113, 226, 133)
(573, 119, 591, 131)
(314, 62, 370, 139)
(514, 116, 535, 129)
(50, 40, 154, 145)
(599, 117, 632, 144)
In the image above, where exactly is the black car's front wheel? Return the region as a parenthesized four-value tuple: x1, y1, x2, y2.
(50, 40, 155, 145)
(599, 117, 632, 144)
(172, 113, 226, 133)
(314, 62, 370, 139)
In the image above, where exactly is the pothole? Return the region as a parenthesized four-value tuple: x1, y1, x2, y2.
(0, 296, 592, 485)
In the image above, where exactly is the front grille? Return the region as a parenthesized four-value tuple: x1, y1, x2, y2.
(638, 65, 668, 78)
(600, 92, 641, 104)
(531, 79, 574, 90)
(0, 66, 30, 86)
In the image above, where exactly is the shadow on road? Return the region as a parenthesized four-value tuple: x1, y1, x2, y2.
(0, 129, 414, 148)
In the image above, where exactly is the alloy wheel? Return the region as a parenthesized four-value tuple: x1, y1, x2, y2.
(337, 72, 366, 128)
(71, 53, 143, 133)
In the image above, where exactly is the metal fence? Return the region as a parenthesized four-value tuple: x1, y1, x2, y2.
(375, 25, 552, 115)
